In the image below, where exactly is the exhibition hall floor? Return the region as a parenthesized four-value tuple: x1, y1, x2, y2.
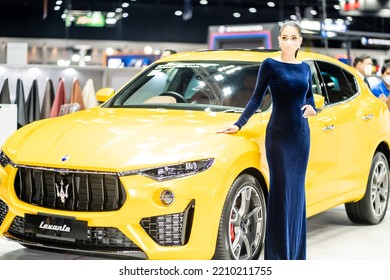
(0, 205, 389, 260)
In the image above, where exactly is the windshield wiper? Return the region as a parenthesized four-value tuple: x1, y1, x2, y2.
(222, 108, 262, 113)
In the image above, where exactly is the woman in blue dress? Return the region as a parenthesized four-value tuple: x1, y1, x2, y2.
(218, 21, 317, 260)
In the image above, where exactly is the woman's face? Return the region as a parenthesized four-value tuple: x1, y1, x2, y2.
(278, 26, 302, 56)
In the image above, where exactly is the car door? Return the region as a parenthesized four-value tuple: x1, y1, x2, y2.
(315, 61, 374, 196)
(305, 61, 338, 215)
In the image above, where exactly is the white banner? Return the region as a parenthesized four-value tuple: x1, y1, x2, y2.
(0, 260, 387, 279)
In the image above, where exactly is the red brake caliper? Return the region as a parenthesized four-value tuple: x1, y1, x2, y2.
(230, 223, 235, 242)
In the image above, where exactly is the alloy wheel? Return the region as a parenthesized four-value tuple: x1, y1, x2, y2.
(228, 185, 265, 260)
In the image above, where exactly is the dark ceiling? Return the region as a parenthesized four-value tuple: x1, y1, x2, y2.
(0, 0, 388, 47)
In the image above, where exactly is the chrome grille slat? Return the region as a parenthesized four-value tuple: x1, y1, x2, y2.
(51, 172, 56, 208)
(115, 177, 121, 209)
(39, 171, 45, 206)
(70, 174, 76, 210)
(17, 171, 23, 203)
(86, 174, 91, 210)
(28, 169, 34, 202)
(101, 175, 106, 211)
(14, 167, 126, 211)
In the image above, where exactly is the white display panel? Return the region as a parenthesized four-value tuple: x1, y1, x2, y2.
(0, 104, 17, 147)
(6, 42, 28, 65)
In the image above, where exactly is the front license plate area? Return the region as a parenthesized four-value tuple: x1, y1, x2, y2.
(24, 214, 88, 241)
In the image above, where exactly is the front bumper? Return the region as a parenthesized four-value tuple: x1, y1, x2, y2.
(0, 163, 228, 259)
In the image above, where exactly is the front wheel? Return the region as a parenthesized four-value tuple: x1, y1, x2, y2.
(213, 174, 267, 260)
(345, 151, 390, 224)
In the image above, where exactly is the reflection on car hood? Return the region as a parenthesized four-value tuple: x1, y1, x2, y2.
(4, 107, 240, 171)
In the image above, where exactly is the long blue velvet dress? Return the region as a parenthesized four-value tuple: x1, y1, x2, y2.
(234, 57, 316, 260)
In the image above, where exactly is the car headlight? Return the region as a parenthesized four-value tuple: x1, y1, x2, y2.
(120, 158, 214, 181)
(0, 149, 13, 168)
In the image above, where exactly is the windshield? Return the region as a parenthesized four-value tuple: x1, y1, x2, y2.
(104, 61, 272, 112)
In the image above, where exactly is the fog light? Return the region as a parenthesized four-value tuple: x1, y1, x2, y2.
(160, 190, 175, 205)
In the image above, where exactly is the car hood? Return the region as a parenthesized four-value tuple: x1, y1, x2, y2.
(4, 108, 253, 171)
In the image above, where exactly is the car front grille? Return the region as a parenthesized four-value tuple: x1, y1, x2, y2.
(14, 167, 126, 211)
(141, 200, 195, 246)
(8, 216, 141, 252)
(0, 198, 8, 227)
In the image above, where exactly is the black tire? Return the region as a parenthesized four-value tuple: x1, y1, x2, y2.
(213, 174, 267, 260)
(345, 151, 390, 225)
(159, 91, 187, 103)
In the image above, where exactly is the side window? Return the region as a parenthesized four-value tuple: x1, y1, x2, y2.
(304, 60, 329, 105)
(316, 61, 357, 105)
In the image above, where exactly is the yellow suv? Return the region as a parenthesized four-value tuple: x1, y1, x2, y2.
(1, 49, 389, 260)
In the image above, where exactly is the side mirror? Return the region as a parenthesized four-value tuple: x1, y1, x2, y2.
(313, 94, 325, 112)
(96, 88, 115, 103)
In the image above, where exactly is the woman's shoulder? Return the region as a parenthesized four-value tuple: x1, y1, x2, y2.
(301, 61, 311, 71)
(263, 57, 273, 64)
(264, 57, 278, 64)
(260, 57, 274, 70)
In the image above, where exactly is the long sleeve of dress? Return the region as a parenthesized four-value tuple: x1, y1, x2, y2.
(234, 59, 272, 129)
(304, 68, 317, 111)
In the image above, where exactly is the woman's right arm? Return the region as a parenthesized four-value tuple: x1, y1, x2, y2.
(217, 60, 271, 134)
(233, 59, 272, 130)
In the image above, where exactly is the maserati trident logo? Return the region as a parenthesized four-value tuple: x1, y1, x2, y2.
(55, 179, 69, 203)
(61, 154, 70, 162)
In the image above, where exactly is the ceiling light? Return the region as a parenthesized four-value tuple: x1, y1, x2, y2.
(107, 12, 116, 18)
(54, 6, 60, 11)
(144, 46, 153, 55)
(199, 0, 208, 5)
(106, 47, 115, 55)
(233, 12, 241, 18)
(249, 7, 257, 13)
(106, 18, 117, 24)
(175, 10, 183, 16)
(123, 13, 129, 18)
(267, 2, 275, 8)
(57, 59, 70, 67)
(56, 0, 63, 5)
(326, 32, 337, 38)
(72, 54, 80, 62)
(122, 2, 130, 8)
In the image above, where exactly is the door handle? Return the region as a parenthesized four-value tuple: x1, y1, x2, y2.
(362, 114, 373, 121)
(322, 125, 335, 131)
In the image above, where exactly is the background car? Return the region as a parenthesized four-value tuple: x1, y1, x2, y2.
(1, 49, 390, 260)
